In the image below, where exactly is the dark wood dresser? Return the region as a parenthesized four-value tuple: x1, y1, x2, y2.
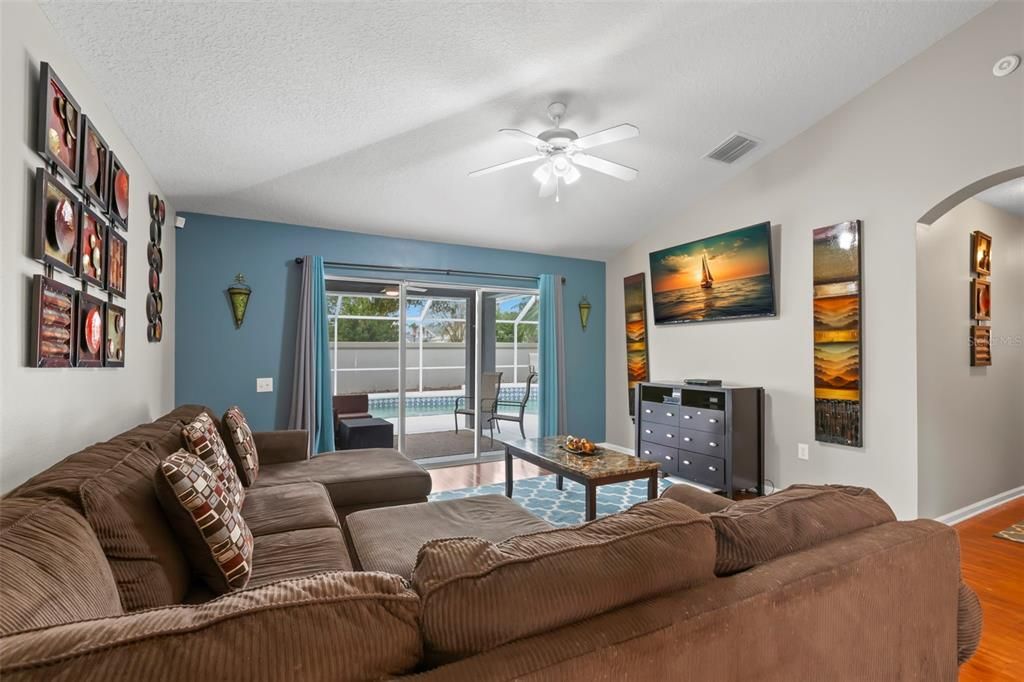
(634, 382, 765, 498)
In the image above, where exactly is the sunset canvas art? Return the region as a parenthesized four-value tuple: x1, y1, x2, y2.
(813, 220, 863, 447)
(649, 222, 775, 324)
(623, 273, 650, 416)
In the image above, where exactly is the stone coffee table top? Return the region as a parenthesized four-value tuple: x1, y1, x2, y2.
(503, 436, 659, 480)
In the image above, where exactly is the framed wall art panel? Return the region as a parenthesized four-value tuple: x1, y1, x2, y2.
(623, 273, 650, 416)
(812, 220, 862, 447)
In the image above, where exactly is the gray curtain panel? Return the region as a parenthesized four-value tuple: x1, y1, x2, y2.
(288, 256, 316, 455)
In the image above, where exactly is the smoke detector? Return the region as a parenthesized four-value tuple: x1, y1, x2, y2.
(993, 54, 1020, 78)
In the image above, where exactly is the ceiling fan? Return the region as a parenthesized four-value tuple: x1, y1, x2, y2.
(469, 102, 638, 202)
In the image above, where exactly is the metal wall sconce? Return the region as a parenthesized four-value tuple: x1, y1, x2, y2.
(578, 296, 592, 331)
(227, 273, 251, 328)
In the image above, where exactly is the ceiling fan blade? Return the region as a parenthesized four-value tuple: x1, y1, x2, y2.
(539, 173, 558, 198)
(573, 123, 639, 150)
(500, 128, 547, 147)
(469, 154, 545, 177)
(573, 153, 638, 182)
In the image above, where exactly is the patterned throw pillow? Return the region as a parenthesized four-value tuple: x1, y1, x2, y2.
(154, 451, 254, 593)
(181, 412, 245, 508)
(221, 406, 259, 487)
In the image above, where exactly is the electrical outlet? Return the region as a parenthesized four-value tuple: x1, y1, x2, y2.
(256, 377, 273, 393)
(797, 443, 809, 460)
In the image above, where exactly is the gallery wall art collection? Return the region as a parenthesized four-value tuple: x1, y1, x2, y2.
(970, 230, 992, 366)
(29, 61, 134, 368)
(637, 219, 866, 448)
(147, 194, 166, 342)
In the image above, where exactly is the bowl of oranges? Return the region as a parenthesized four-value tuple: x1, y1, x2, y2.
(562, 435, 599, 455)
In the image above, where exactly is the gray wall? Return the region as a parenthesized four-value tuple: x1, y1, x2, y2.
(603, 1, 1024, 519)
(1, 2, 176, 492)
(917, 198, 1024, 518)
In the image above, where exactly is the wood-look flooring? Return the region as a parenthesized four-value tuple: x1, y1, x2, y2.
(429, 462, 1022, 679)
(429, 458, 549, 492)
(956, 496, 1024, 682)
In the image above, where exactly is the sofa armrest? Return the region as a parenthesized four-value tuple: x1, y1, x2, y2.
(253, 429, 310, 464)
(660, 483, 735, 513)
(0, 572, 421, 682)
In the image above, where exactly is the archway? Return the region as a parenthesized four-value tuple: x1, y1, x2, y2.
(916, 166, 1024, 521)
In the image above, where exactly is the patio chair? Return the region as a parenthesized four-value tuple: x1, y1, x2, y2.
(493, 372, 537, 439)
(454, 371, 502, 444)
(333, 393, 372, 432)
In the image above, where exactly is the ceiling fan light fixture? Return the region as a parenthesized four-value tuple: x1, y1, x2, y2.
(532, 163, 552, 185)
(563, 164, 581, 185)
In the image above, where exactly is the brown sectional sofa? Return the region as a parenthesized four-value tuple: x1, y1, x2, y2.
(0, 405, 980, 681)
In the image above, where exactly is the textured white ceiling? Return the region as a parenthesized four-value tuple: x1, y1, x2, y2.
(39, 1, 990, 259)
(975, 178, 1024, 218)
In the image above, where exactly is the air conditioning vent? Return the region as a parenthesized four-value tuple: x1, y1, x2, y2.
(704, 133, 760, 164)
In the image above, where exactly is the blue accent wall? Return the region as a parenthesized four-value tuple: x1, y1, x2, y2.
(175, 213, 606, 439)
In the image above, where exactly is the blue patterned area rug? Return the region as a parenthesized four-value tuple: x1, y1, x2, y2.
(429, 475, 672, 527)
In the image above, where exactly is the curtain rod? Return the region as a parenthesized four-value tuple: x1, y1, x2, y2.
(293, 258, 564, 284)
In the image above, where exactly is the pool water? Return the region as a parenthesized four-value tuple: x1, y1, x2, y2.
(370, 391, 537, 420)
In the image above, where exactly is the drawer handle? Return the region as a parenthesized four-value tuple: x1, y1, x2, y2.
(683, 415, 692, 420)
(708, 465, 717, 472)
(643, 450, 651, 455)
(644, 429, 652, 434)
(682, 460, 691, 465)
(709, 441, 718, 448)
(665, 411, 674, 417)
(709, 418, 718, 424)
(666, 433, 674, 439)
(683, 437, 692, 442)
(644, 409, 652, 414)
(664, 455, 672, 461)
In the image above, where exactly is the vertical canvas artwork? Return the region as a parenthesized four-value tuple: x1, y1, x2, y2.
(623, 273, 650, 416)
(813, 220, 862, 447)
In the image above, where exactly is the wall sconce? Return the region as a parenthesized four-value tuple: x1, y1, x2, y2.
(227, 273, 251, 328)
(578, 296, 592, 331)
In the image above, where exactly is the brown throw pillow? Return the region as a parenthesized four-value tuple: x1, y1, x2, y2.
(710, 484, 896, 575)
(221, 406, 259, 487)
(154, 451, 254, 594)
(412, 498, 715, 660)
(182, 412, 245, 508)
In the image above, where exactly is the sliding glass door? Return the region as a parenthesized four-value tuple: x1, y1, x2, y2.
(327, 275, 538, 465)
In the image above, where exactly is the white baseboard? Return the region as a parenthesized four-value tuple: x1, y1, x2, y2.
(934, 485, 1024, 525)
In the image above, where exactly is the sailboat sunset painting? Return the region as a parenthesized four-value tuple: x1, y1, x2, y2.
(649, 222, 776, 324)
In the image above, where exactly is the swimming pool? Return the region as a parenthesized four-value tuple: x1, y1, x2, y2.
(369, 388, 538, 420)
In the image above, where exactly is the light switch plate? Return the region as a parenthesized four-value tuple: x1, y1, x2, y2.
(797, 443, 809, 460)
(256, 377, 273, 393)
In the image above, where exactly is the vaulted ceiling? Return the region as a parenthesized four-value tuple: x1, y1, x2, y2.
(40, 1, 989, 259)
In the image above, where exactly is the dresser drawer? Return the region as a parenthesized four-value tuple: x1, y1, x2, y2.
(638, 441, 678, 473)
(676, 451, 726, 489)
(679, 407, 725, 434)
(639, 424, 680, 448)
(676, 428, 725, 457)
(639, 401, 681, 426)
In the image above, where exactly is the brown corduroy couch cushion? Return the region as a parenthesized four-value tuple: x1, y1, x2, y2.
(79, 440, 193, 611)
(0, 572, 422, 682)
(0, 498, 123, 636)
(412, 498, 715, 659)
(709, 484, 897, 575)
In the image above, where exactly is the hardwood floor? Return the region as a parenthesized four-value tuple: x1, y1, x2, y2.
(429, 458, 549, 492)
(956, 497, 1024, 682)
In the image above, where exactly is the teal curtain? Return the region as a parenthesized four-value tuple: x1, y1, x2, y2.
(311, 257, 335, 453)
(538, 274, 566, 437)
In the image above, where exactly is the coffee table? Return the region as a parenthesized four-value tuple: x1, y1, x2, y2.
(504, 436, 661, 521)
